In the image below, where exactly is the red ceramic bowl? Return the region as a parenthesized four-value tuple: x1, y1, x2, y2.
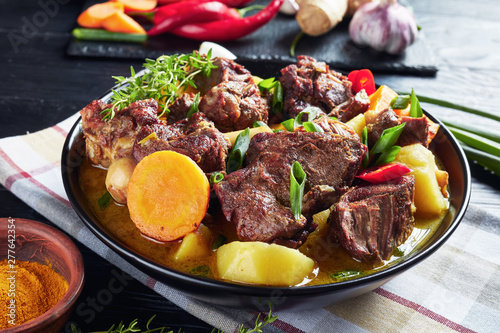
(0, 218, 84, 333)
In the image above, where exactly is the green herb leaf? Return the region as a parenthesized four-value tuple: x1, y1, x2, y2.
(409, 89, 423, 118)
(226, 128, 251, 174)
(290, 161, 306, 220)
(448, 126, 500, 158)
(303, 121, 324, 133)
(330, 270, 363, 280)
(186, 92, 201, 118)
(281, 118, 295, 132)
(253, 120, 268, 128)
(209, 172, 224, 184)
(370, 123, 406, 156)
(190, 265, 210, 277)
(390, 95, 411, 110)
(104, 52, 216, 120)
(212, 234, 227, 250)
(257, 77, 283, 114)
(98, 191, 112, 210)
(373, 145, 401, 166)
(361, 127, 369, 168)
(461, 143, 500, 176)
(281, 106, 322, 132)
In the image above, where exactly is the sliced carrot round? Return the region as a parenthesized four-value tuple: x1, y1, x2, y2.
(77, 2, 125, 29)
(368, 85, 398, 113)
(112, 0, 158, 12)
(102, 11, 147, 34)
(127, 151, 210, 242)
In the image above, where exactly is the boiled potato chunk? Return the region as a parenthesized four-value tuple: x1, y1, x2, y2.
(345, 113, 366, 137)
(217, 241, 314, 286)
(174, 224, 212, 261)
(393, 144, 448, 216)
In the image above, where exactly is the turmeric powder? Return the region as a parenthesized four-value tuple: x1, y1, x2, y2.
(0, 259, 68, 329)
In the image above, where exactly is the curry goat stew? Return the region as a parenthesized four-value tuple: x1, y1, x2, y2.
(79, 157, 447, 286)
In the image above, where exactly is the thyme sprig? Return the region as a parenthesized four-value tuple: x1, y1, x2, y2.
(71, 310, 278, 333)
(101, 51, 216, 121)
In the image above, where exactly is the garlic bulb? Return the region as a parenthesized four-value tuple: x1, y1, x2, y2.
(349, 0, 418, 54)
(280, 0, 299, 15)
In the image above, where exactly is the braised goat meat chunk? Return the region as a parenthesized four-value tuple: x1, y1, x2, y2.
(365, 107, 440, 148)
(215, 130, 367, 248)
(329, 175, 415, 264)
(133, 113, 230, 174)
(198, 79, 269, 132)
(80, 99, 161, 168)
(279, 55, 354, 119)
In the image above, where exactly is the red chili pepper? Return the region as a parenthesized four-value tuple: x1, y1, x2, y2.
(348, 69, 376, 95)
(148, 1, 240, 36)
(170, 0, 284, 41)
(158, 0, 254, 5)
(356, 163, 412, 183)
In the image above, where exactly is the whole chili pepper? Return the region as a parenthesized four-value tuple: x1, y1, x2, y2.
(148, 1, 240, 36)
(170, 0, 284, 41)
(356, 163, 412, 183)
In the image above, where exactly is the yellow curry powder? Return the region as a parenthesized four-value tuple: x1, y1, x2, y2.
(0, 259, 68, 329)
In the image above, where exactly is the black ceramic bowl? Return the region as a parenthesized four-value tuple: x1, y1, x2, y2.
(61, 60, 471, 311)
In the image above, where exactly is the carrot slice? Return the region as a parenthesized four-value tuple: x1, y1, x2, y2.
(368, 85, 398, 113)
(112, 0, 158, 12)
(127, 151, 210, 242)
(77, 2, 124, 29)
(102, 11, 147, 34)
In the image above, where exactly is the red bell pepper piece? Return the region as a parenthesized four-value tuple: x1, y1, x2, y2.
(148, 1, 240, 36)
(348, 69, 376, 95)
(356, 163, 412, 183)
(169, 0, 284, 41)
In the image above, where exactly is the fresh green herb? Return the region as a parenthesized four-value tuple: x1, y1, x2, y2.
(102, 51, 216, 120)
(281, 118, 295, 132)
(253, 120, 269, 128)
(71, 310, 279, 333)
(226, 128, 251, 174)
(281, 106, 322, 132)
(212, 234, 227, 250)
(290, 161, 306, 220)
(330, 270, 363, 280)
(361, 127, 369, 168)
(303, 121, 324, 133)
(396, 92, 500, 123)
(373, 145, 401, 166)
(409, 89, 423, 118)
(393, 247, 405, 257)
(257, 77, 283, 114)
(189, 265, 211, 277)
(447, 126, 500, 157)
(290, 31, 305, 57)
(209, 172, 225, 184)
(236, 309, 278, 333)
(98, 191, 112, 210)
(390, 94, 411, 110)
(71, 315, 167, 333)
(460, 144, 500, 175)
(441, 119, 500, 144)
(72, 28, 148, 43)
(370, 123, 406, 156)
(186, 92, 201, 118)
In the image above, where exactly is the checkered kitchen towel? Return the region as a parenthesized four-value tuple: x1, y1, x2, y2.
(0, 114, 499, 333)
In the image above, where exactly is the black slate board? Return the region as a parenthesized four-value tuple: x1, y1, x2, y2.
(67, 0, 438, 76)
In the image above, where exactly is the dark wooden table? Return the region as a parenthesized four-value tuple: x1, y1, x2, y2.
(1, 0, 499, 332)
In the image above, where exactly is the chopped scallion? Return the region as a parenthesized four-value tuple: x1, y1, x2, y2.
(226, 128, 250, 174)
(290, 161, 306, 220)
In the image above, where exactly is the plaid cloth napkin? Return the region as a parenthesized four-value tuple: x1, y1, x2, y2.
(1, 115, 499, 333)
